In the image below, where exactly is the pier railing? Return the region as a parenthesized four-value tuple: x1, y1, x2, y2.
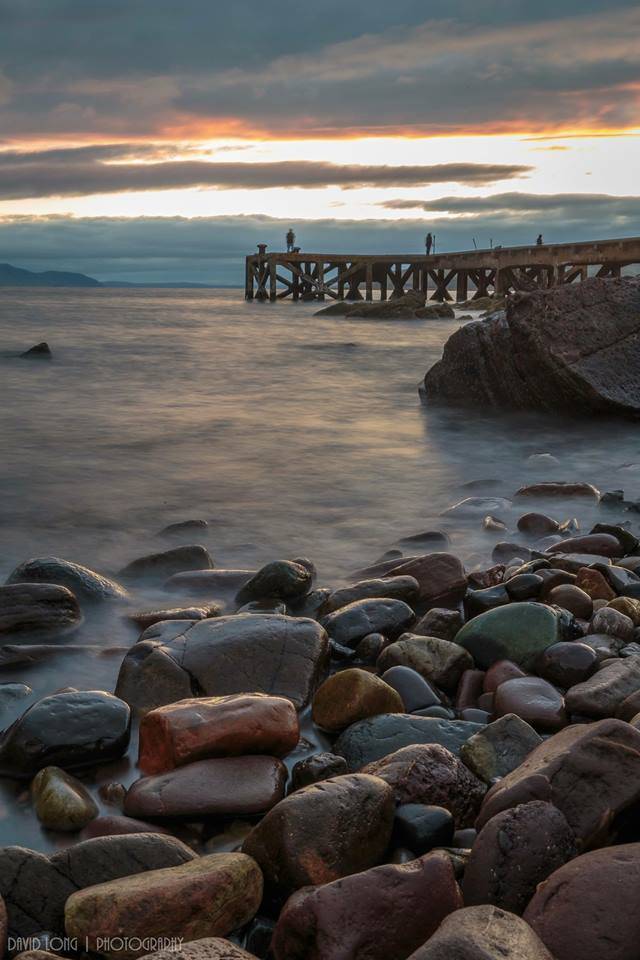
(244, 235, 640, 302)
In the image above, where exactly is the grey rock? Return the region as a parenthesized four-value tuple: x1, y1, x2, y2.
(334, 714, 482, 770)
(460, 714, 543, 783)
(6, 557, 127, 603)
(321, 598, 415, 648)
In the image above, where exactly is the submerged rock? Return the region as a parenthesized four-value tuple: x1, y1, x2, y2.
(6, 556, 128, 603)
(20, 342, 52, 359)
(118, 545, 213, 583)
(422, 277, 640, 416)
(31, 766, 98, 832)
(0, 583, 81, 637)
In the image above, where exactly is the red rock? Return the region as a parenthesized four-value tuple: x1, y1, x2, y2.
(362, 744, 486, 828)
(65, 853, 263, 960)
(477, 718, 640, 849)
(575, 568, 616, 601)
(271, 851, 462, 960)
(547, 534, 621, 557)
(493, 677, 566, 732)
(483, 660, 527, 693)
(139, 694, 299, 774)
(524, 844, 640, 960)
(455, 670, 485, 710)
(124, 756, 287, 819)
(383, 553, 467, 606)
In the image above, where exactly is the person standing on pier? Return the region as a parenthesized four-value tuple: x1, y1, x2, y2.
(537, 233, 543, 245)
(425, 232, 433, 256)
(286, 228, 296, 252)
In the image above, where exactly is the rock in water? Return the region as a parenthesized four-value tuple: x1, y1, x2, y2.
(118, 545, 213, 583)
(6, 556, 128, 603)
(0, 690, 131, 777)
(0, 583, 81, 637)
(20, 342, 52, 359)
(422, 276, 640, 416)
(407, 904, 554, 959)
(64, 853, 263, 959)
(31, 766, 98, 832)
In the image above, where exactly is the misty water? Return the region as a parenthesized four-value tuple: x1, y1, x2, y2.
(1, 285, 640, 850)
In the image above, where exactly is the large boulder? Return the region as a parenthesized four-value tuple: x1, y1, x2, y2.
(454, 602, 574, 669)
(115, 614, 329, 712)
(408, 904, 554, 959)
(422, 277, 640, 416)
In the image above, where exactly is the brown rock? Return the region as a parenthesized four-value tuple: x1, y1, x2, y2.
(0, 583, 81, 637)
(362, 744, 486, 828)
(241, 773, 395, 901)
(546, 584, 593, 618)
(615, 689, 640, 721)
(547, 534, 621, 557)
(407, 904, 554, 959)
(477, 718, 640, 848)
(535, 642, 597, 688)
(455, 669, 485, 710)
(124, 756, 287, 819)
(575, 568, 616, 600)
(138, 694, 299, 774)
(494, 677, 566, 732)
(524, 843, 640, 960)
(65, 853, 263, 959)
(590, 606, 634, 642)
(608, 596, 640, 625)
(565, 656, 640, 718)
(517, 514, 560, 537)
(378, 634, 473, 691)
(383, 553, 467, 605)
(311, 669, 403, 732)
(463, 801, 576, 914)
(412, 608, 464, 642)
(271, 851, 462, 960)
(483, 660, 527, 692)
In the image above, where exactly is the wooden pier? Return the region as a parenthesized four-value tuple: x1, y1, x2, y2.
(245, 235, 640, 302)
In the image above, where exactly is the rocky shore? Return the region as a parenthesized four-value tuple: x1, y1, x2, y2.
(1, 480, 640, 959)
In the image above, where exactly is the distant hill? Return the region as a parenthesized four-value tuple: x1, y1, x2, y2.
(0, 262, 101, 287)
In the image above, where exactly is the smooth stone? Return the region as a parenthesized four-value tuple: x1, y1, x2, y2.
(125, 756, 287, 819)
(504, 573, 544, 601)
(455, 669, 485, 710)
(493, 677, 566, 732)
(378, 634, 473, 691)
(381, 666, 441, 711)
(524, 843, 640, 960)
(574, 567, 616, 600)
(321, 576, 419, 615)
(615, 688, 640, 721)
(596, 562, 640, 593)
(354, 632, 387, 661)
(547, 584, 593, 618)
(547, 534, 621, 558)
(138, 693, 299, 774)
(492, 543, 531, 564)
(398, 530, 450, 549)
(476, 718, 640, 848)
(393, 804, 455, 853)
(580, 632, 626, 661)
(241, 773, 395, 902)
(483, 659, 527, 692)
(477, 692, 494, 712)
(460, 708, 490, 723)
(460, 714, 542, 782)
(412, 608, 464, 642)
(537, 568, 576, 597)
(413, 706, 455, 719)
(6, 556, 127, 603)
(362, 744, 486, 827)
(20, 341, 52, 358)
(380, 553, 467, 606)
(464, 801, 577, 914)
(483, 515, 508, 533)
(452, 827, 477, 847)
(565, 656, 640, 718)
(119, 545, 213, 583)
(517, 513, 560, 537)
(514, 482, 600, 500)
(270, 851, 462, 960)
(590, 606, 634, 641)
(590, 522, 639, 555)
(455, 603, 572, 669)
(0, 583, 82, 638)
(165, 569, 254, 595)
(290, 753, 347, 791)
(0, 833, 196, 937)
(407, 904, 554, 959)
(235, 560, 312, 604)
(237, 598, 288, 614)
(31, 767, 98, 832)
(65, 853, 263, 960)
(312, 668, 403, 732)
(116, 614, 329, 713)
(159, 519, 208, 537)
(288, 587, 330, 619)
(465, 585, 510, 616)
(0, 682, 32, 709)
(321, 598, 415, 648)
(0, 690, 131, 778)
(607, 595, 640, 625)
(535, 642, 597, 688)
(129, 605, 220, 630)
(334, 714, 482, 769)
(82, 815, 174, 838)
(550, 554, 611, 574)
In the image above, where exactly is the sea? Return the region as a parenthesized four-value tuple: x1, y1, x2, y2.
(0, 285, 639, 849)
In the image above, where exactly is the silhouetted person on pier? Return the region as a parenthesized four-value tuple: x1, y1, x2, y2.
(536, 234, 543, 245)
(286, 229, 296, 253)
(425, 232, 433, 256)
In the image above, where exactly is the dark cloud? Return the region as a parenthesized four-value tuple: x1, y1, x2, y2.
(0, 146, 531, 199)
(0, 2, 637, 136)
(0, 204, 638, 285)
(379, 192, 640, 222)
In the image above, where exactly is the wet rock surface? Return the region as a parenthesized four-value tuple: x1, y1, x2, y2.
(6, 557, 128, 603)
(0, 583, 82, 637)
(334, 714, 482, 769)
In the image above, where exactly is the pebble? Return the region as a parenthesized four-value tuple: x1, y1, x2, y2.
(574, 567, 616, 600)
(31, 767, 98, 832)
(412, 607, 464, 641)
(590, 606, 634, 642)
(517, 513, 560, 537)
(320, 575, 419, 614)
(535, 641, 597, 688)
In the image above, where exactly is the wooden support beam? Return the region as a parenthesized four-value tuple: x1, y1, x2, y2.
(456, 269, 468, 302)
(365, 262, 373, 301)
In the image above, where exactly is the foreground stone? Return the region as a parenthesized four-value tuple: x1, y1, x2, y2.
(334, 715, 482, 769)
(65, 853, 263, 959)
(422, 277, 640, 416)
(242, 773, 394, 901)
(408, 905, 554, 959)
(125, 756, 287, 819)
(31, 766, 98, 832)
(6, 556, 128, 602)
(459, 714, 542, 782)
(271, 851, 462, 960)
(362, 744, 485, 827)
(455, 602, 573, 669)
(0, 583, 82, 638)
(378, 634, 473, 691)
(464, 801, 576, 914)
(312, 668, 403, 731)
(565, 656, 640, 717)
(524, 844, 640, 960)
(477, 718, 640, 848)
(0, 690, 131, 777)
(116, 614, 329, 712)
(139, 693, 299, 773)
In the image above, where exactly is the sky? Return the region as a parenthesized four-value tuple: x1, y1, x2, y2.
(0, 0, 639, 283)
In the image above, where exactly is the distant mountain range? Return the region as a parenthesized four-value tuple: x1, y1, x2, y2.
(0, 263, 221, 288)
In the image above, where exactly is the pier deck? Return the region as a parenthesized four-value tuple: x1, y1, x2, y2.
(245, 235, 640, 302)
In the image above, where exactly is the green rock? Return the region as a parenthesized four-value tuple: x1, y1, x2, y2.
(455, 602, 569, 669)
(460, 714, 543, 783)
(32, 766, 98, 832)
